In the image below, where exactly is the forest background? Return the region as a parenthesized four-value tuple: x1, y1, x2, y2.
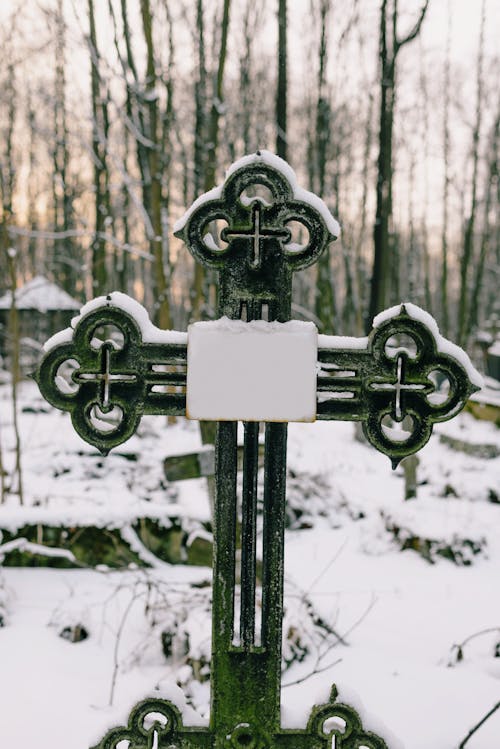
(0, 0, 498, 347)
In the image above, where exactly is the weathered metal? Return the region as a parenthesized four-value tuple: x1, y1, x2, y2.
(35, 153, 480, 748)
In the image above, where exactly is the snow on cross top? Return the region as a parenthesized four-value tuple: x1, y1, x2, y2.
(173, 150, 341, 239)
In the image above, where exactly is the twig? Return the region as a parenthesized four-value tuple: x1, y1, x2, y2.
(282, 594, 377, 688)
(337, 593, 377, 643)
(303, 539, 348, 599)
(109, 587, 146, 706)
(449, 626, 500, 664)
(282, 658, 343, 688)
(458, 627, 500, 650)
(459, 701, 500, 748)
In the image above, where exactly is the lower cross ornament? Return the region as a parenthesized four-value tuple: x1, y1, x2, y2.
(92, 687, 388, 749)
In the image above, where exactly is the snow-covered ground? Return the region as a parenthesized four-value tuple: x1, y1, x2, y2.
(0, 381, 499, 748)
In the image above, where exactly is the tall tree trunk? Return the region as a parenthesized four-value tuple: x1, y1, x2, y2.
(468, 103, 500, 334)
(5, 248, 23, 505)
(276, 0, 287, 160)
(457, 0, 485, 346)
(407, 150, 417, 300)
(354, 90, 374, 333)
(418, 38, 432, 312)
(441, 0, 452, 335)
(314, 0, 336, 332)
(0, 61, 22, 503)
(88, 0, 109, 296)
(193, 0, 207, 199)
(239, 0, 261, 154)
(191, 0, 232, 322)
(140, 0, 172, 328)
(368, 0, 429, 328)
(191, 0, 208, 321)
(26, 92, 39, 277)
(53, 0, 76, 295)
(204, 0, 231, 191)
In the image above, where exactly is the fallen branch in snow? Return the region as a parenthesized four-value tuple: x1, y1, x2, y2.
(448, 626, 500, 665)
(0, 537, 77, 563)
(120, 525, 172, 569)
(458, 701, 500, 748)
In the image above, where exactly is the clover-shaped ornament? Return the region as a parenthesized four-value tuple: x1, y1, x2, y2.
(35, 293, 187, 454)
(174, 150, 339, 321)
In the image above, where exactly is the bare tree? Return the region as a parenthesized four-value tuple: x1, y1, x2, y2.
(367, 0, 429, 327)
(88, 0, 110, 296)
(52, 0, 77, 295)
(468, 100, 500, 335)
(440, 0, 452, 336)
(276, 0, 287, 160)
(140, 0, 172, 328)
(193, 0, 207, 199)
(191, 0, 232, 322)
(312, 0, 337, 333)
(457, 0, 486, 346)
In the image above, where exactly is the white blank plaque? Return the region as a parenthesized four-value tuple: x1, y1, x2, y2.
(186, 318, 318, 422)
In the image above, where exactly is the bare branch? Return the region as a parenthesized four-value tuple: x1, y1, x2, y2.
(395, 0, 429, 51)
(459, 701, 500, 748)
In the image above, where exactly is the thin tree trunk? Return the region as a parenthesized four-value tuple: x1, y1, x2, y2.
(369, 0, 395, 327)
(26, 93, 39, 277)
(141, 0, 172, 329)
(407, 149, 417, 300)
(441, 0, 452, 335)
(191, 0, 208, 321)
(458, 0, 485, 346)
(354, 90, 374, 333)
(368, 0, 429, 328)
(204, 0, 231, 191)
(193, 0, 207, 199)
(276, 0, 287, 160)
(239, 0, 261, 154)
(5, 248, 23, 505)
(88, 0, 109, 296)
(192, 0, 232, 321)
(468, 103, 500, 334)
(314, 0, 336, 333)
(418, 37, 432, 312)
(53, 0, 75, 295)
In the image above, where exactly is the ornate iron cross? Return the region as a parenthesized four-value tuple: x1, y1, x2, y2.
(35, 152, 480, 749)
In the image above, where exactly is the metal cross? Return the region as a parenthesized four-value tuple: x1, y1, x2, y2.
(35, 153, 480, 749)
